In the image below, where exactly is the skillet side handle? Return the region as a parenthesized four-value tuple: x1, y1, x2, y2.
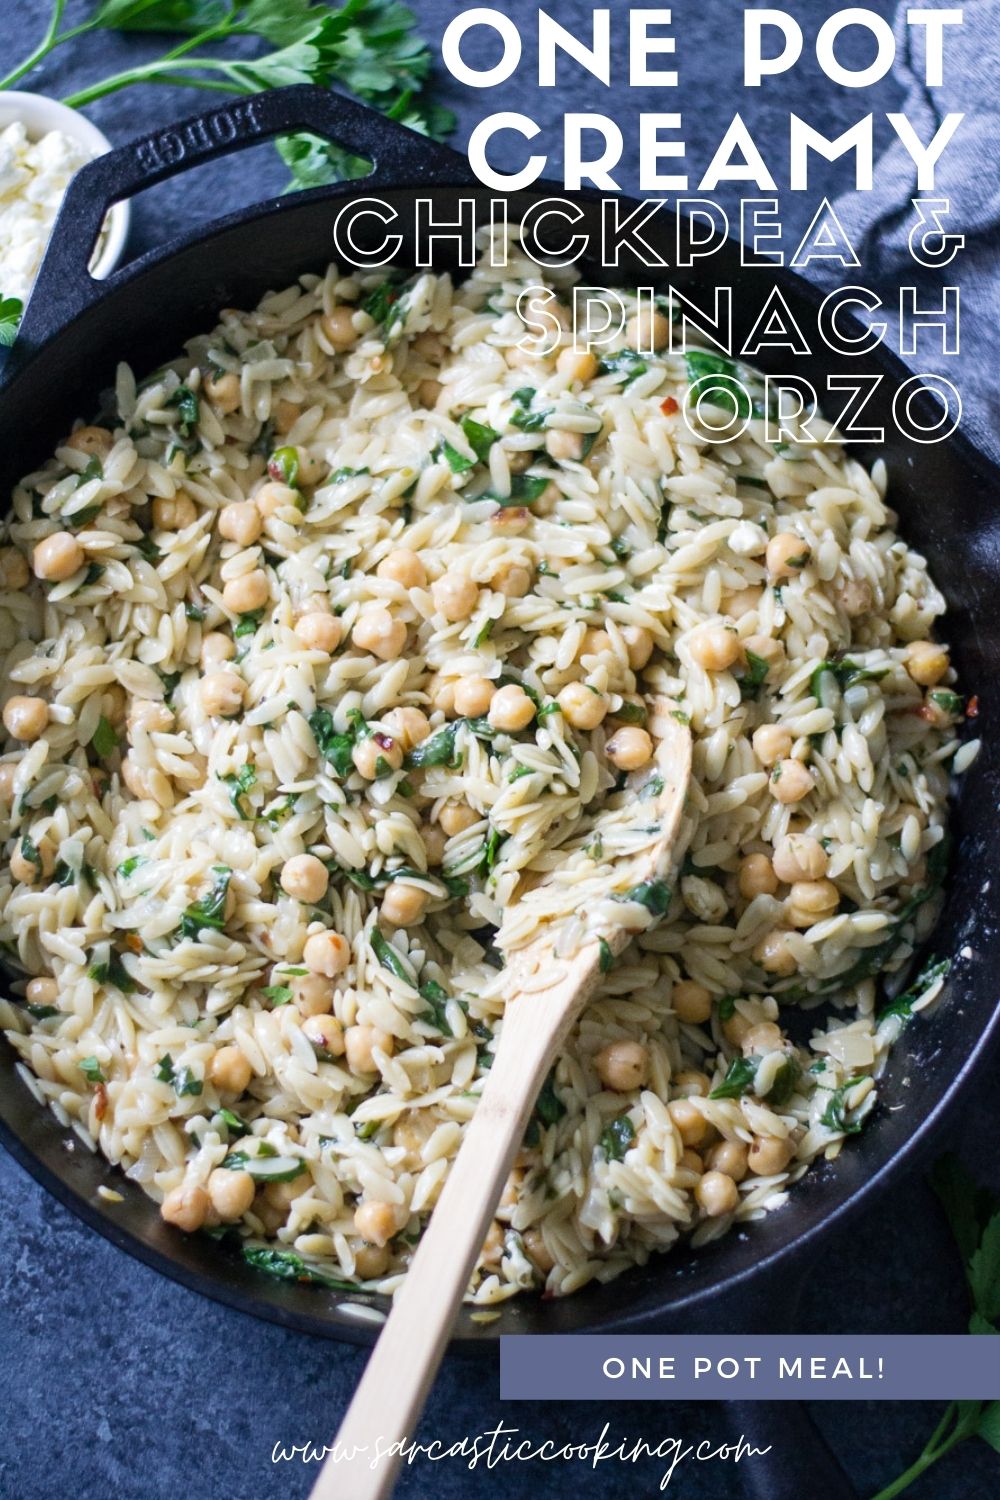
(725, 1400, 859, 1500)
(18, 84, 471, 350)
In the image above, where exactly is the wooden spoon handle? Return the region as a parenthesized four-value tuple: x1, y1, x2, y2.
(312, 946, 603, 1500)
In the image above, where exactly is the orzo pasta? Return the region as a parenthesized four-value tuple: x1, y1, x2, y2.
(0, 230, 972, 1302)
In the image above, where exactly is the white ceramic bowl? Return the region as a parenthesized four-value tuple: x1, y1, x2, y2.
(0, 91, 130, 283)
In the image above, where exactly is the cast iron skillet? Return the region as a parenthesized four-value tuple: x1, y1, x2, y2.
(1, 87, 998, 1499)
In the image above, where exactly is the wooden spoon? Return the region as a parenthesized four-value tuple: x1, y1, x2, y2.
(311, 711, 693, 1500)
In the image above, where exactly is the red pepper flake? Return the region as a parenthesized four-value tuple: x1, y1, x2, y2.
(967, 694, 979, 718)
(660, 396, 679, 416)
(124, 933, 143, 955)
(94, 1082, 108, 1122)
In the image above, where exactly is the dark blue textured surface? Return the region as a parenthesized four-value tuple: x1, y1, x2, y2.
(1, 4, 998, 1499)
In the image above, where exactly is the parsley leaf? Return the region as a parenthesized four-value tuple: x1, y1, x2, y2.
(0, 294, 23, 348)
(179, 866, 232, 939)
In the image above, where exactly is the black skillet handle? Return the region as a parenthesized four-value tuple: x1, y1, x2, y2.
(19, 84, 472, 350)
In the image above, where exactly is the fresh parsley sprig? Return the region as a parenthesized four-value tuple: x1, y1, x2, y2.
(0, 295, 23, 348)
(868, 1156, 1000, 1500)
(0, 1, 453, 191)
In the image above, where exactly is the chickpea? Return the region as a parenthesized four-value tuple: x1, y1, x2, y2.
(738, 853, 778, 899)
(489, 683, 536, 733)
(581, 628, 612, 657)
(303, 1013, 346, 1057)
(128, 699, 173, 736)
(33, 531, 84, 583)
(773, 833, 828, 884)
(381, 882, 429, 927)
(292, 970, 335, 1018)
(321, 306, 359, 351)
(352, 732, 404, 780)
(11, 835, 54, 884)
(262, 1173, 311, 1217)
(743, 1021, 785, 1056)
(208, 1045, 253, 1094)
(838, 577, 873, 617)
(752, 724, 793, 767)
(152, 493, 197, 531)
(696, 1170, 740, 1217)
(491, 562, 533, 598)
(26, 976, 59, 1008)
(121, 754, 167, 804)
(222, 570, 269, 617)
(454, 676, 496, 718)
(392, 1110, 436, 1165)
(422, 823, 447, 866)
(680, 1149, 704, 1174)
(438, 802, 479, 837)
(432, 573, 479, 621)
(273, 398, 300, 435)
(0, 547, 29, 590)
(417, 379, 442, 407)
(905, 640, 949, 687)
(218, 501, 262, 546)
(605, 725, 653, 771)
(627, 306, 671, 351)
(354, 1199, 398, 1246)
(206, 1166, 255, 1221)
(2, 696, 48, 743)
(744, 634, 784, 669)
(382, 706, 430, 751)
(556, 346, 599, 382)
(279, 854, 328, 904)
(352, 606, 407, 661)
(545, 428, 586, 462)
(377, 549, 427, 589)
(200, 631, 235, 669)
(161, 1183, 210, 1232)
(204, 371, 242, 414)
(65, 425, 113, 458)
(622, 624, 654, 670)
(673, 1069, 711, 1098)
(344, 1024, 394, 1073)
(595, 1040, 649, 1093)
(427, 675, 456, 716)
(672, 979, 712, 1025)
(0, 762, 15, 802)
(557, 681, 608, 730)
(255, 482, 299, 518)
(668, 1098, 709, 1148)
(748, 1135, 794, 1176)
(787, 878, 839, 927)
(689, 625, 741, 672)
(303, 930, 350, 978)
(766, 531, 811, 579)
(723, 1010, 753, 1047)
(353, 1241, 391, 1279)
(286, 450, 321, 488)
(523, 1227, 556, 1273)
(725, 586, 760, 621)
(295, 611, 342, 653)
(770, 759, 814, 804)
(480, 1219, 505, 1266)
(412, 330, 445, 362)
(200, 669, 244, 718)
(705, 1139, 749, 1182)
(752, 929, 798, 976)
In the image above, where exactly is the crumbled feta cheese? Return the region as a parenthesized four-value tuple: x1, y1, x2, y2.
(728, 520, 769, 556)
(0, 121, 93, 302)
